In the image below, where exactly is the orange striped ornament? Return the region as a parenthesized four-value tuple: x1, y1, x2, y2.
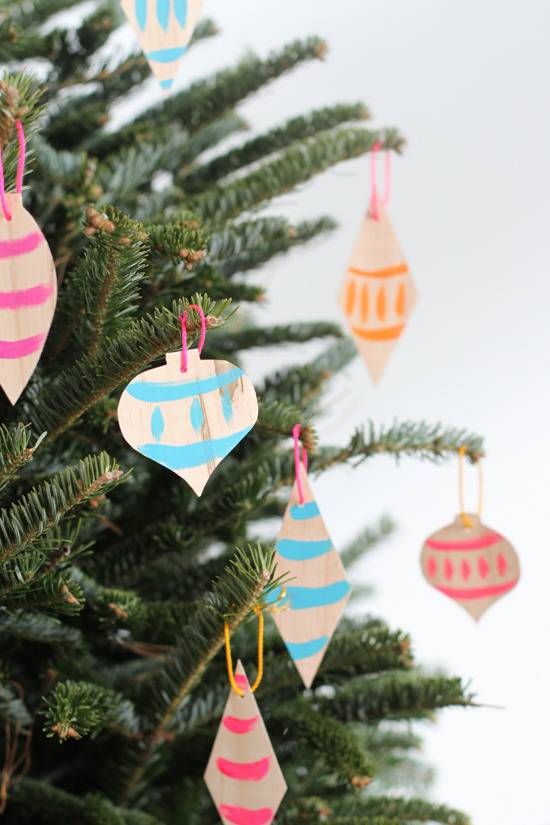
(0, 194, 57, 405)
(421, 514, 520, 621)
(339, 208, 417, 384)
(204, 662, 287, 825)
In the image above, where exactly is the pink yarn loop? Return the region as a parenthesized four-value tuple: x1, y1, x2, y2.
(292, 423, 308, 505)
(0, 120, 26, 222)
(369, 139, 392, 221)
(179, 303, 207, 372)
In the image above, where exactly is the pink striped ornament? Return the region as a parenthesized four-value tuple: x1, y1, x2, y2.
(0, 194, 57, 404)
(421, 514, 520, 621)
(204, 661, 287, 825)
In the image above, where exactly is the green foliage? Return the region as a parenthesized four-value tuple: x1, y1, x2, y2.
(0, 6, 481, 825)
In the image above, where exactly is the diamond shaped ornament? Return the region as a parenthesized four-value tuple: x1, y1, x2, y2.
(339, 207, 417, 384)
(120, 0, 203, 93)
(270, 465, 351, 688)
(117, 348, 258, 496)
(204, 662, 287, 825)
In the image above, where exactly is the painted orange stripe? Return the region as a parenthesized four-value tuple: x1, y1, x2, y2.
(348, 263, 409, 279)
(376, 286, 386, 321)
(344, 280, 356, 317)
(395, 282, 406, 316)
(360, 284, 369, 322)
(351, 323, 405, 341)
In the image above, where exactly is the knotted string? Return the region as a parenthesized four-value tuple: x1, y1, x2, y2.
(292, 423, 308, 505)
(369, 139, 392, 221)
(179, 303, 206, 373)
(458, 446, 484, 529)
(0, 119, 27, 222)
(224, 605, 265, 698)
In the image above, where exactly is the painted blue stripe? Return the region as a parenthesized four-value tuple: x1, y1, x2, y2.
(174, 0, 188, 27)
(137, 425, 253, 470)
(160, 79, 174, 90)
(286, 636, 329, 661)
(156, 0, 170, 29)
(276, 538, 333, 561)
(190, 397, 204, 432)
(127, 367, 244, 403)
(135, 0, 147, 30)
(266, 581, 350, 610)
(222, 387, 233, 422)
(290, 501, 321, 521)
(146, 46, 188, 63)
(151, 406, 164, 442)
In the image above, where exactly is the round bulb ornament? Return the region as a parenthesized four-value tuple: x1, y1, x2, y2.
(117, 305, 258, 496)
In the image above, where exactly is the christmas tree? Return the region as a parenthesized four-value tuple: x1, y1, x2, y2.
(0, 2, 484, 823)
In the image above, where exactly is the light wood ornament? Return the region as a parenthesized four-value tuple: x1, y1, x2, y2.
(204, 661, 287, 825)
(421, 514, 520, 621)
(117, 348, 258, 496)
(339, 207, 417, 384)
(120, 0, 203, 93)
(269, 464, 351, 688)
(0, 194, 57, 405)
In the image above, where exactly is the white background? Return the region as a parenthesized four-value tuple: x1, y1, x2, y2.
(62, 1, 550, 823)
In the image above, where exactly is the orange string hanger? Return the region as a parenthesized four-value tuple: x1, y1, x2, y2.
(458, 445, 484, 529)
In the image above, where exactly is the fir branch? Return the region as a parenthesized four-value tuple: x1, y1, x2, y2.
(193, 127, 404, 224)
(0, 452, 124, 563)
(0, 609, 82, 646)
(343, 796, 471, 825)
(183, 102, 370, 192)
(340, 516, 396, 568)
(256, 400, 316, 451)
(42, 680, 138, 742)
(180, 111, 247, 170)
(213, 321, 342, 356)
(208, 215, 337, 278)
(0, 424, 42, 494)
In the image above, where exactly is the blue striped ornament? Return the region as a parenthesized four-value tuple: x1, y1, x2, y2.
(119, 0, 203, 92)
(117, 348, 258, 496)
(270, 464, 351, 688)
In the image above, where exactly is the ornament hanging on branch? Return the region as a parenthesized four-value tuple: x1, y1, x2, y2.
(268, 425, 351, 688)
(421, 448, 520, 621)
(117, 305, 258, 495)
(120, 0, 203, 93)
(204, 610, 287, 825)
(0, 120, 57, 405)
(339, 142, 417, 384)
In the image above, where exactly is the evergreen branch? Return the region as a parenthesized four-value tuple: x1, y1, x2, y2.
(42, 680, 138, 741)
(0, 71, 43, 154)
(213, 321, 342, 356)
(89, 37, 328, 156)
(180, 111, 247, 169)
(10, 778, 165, 825)
(256, 400, 316, 451)
(0, 609, 82, 646)
(340, 516, 396, 568)
(32, 296, 232, 442)
(183, 102, 370, 191)
(0, 424, 42, 494)
(208, 215, 337, 278)
(193, 127, 404, 223)
(342, 796, 471, 825)
(118, 544, 281, 803)
(0, 452, 123, 563)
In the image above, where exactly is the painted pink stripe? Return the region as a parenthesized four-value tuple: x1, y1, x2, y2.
(436, 578, 518, 600)
(0, 232, 43, 260)
(426, 532, 503, 551)
(217, 756, 270, 781)
(0, 332, 46, 358)
(234, 674, 249, 691)
(223, 715, 259, 735)
(0, 282, 53, 309)
(219, 804, 273, 825)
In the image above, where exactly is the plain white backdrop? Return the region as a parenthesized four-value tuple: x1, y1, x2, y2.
(58, 1, 550, 823)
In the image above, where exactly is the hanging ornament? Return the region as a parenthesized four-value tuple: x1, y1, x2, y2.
(268, 426, 351, 688)
(117, 305, 258, 496)
(339, 142, 417, 384)
(0, 120, 57, 406)
(421, 447, 520, 621)
(204, 609, 287, 825)
(120, 0, 203, 93)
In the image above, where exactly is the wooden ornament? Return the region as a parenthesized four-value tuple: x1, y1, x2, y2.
(0, 194, 57, 405)
(117, 348, 258, 496)
(421, 514, 520, 621)
(339, 207, 417, 384)
(120, 0, 203, 92)
(269, 465, 351, 688)
(204, 661, 287, 825)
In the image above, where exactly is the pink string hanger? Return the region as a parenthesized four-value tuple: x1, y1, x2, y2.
(0, 119, 26, 222)
(179, 303, 207, 372)
(292, 423, 308, 506)
(369, 139, 392, 221)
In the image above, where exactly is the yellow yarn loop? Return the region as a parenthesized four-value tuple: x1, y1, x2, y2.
(224, 605, 265, 698)
(458, 446, 483, 529)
